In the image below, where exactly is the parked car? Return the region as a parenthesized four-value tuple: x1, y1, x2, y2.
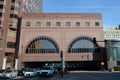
(0, 70, 5, 77)
(24, 69, 37, 77)
(17, 70, 24, 76)
(1, 70, 18, 79)
(38, 66, 54, 77)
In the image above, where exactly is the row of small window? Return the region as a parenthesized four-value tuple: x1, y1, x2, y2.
(26, 21, 100, 27)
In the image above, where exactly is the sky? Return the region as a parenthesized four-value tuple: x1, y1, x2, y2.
(43, 0, 120, 29)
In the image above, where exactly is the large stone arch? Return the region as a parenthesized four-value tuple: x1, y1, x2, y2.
(25, 36, 59, 53)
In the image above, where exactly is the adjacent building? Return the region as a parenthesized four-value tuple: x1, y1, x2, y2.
(23, 0, 43, 13)
(104, 29, 120, 40)
(17, 13, 105, 70)
(104, 29, 120, 70)
(0, 0, 22, 70)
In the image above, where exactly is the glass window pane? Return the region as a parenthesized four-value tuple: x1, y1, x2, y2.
(76, 22, 80, 26)
(26, 22, 30, 26)
(86, 22, 90, 27)
(36, 22, 41, 26)
(66, 22, 71, 26)
(56, 22, 61, 26)
(95, 22, 99, 26)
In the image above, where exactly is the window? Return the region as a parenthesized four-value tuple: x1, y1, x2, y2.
(36, 22, 41, 26)
(56, 22, 61, 26)
(8, 29, 16, 37)
(12, 0, 15, 2)
(0, 5, 4, 9)
(0, 39, 2, 48)
(86, 22, 90, 27)
(0, 13, 4, 17)
(12, 0, 19, 3)
(0, 21, 3, 26)
(95, 22, 99, 26)
(46, 22, 51, 26)
(66, 22, 71, 26)
(76, 22, 80, 26)
(7, 42, 15, 48)
(11, 6, 19, 11)
(26, 22, 31, 26)
(9, 22, 17, 27)
(26, 37, 59, 53)
(10, 14, 18, 18)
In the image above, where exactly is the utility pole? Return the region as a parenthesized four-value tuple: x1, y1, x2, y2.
(60, 50, 65, 77)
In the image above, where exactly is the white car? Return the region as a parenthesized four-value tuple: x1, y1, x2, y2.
(1, 70, 18, 79)
(38, 66, 54, 77)
(24, 69, 37, 77)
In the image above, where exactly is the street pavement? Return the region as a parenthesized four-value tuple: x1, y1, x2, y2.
(54, 71, 120, 80)
(2, 71, 120, 80)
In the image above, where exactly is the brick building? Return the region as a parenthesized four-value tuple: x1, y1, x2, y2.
(17, 13, 105, 70)
(0, 0, 22, 70)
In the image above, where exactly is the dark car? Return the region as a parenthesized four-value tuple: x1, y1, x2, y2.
(17, 70, 24, 76)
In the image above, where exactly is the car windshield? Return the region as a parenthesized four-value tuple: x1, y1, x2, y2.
(41, 67, 51, 70)
(4, 70, 12, 73)
(0, 70, 5, 73)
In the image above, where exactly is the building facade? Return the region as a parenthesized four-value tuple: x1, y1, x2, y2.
(17, 13, 105, 70)
(23, 0, 43, 13)
(104, 29, 120, 70)
(104, 29, 120, 40)
(0, 0, 22, 70)
(105, 39, 120, 70)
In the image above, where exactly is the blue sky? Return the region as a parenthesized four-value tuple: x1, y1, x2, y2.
(43, 0, 120, 29)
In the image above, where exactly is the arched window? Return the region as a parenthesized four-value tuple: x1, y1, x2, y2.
(26, 37, 59, 53)
(68, 37, 95, 53)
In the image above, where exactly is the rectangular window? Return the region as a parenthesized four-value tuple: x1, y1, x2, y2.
(0, 5, 4, 9)
(8, 29, 16, 37)
(10, 14, 18, 18)
(66, 22, 71, 26)
(85, 22, 90, 27)
(36, 22, 41, 27)
(0, 13, 4, 17)
(95, 22, 100, 26)
(0, 21, 3, 26)
(26, 22, 31, 26)
(56, 22, 61, 26)
(46, 22, 51, 26)
(9, 22, 17, 27)
(12, 0, 15, 2)
(7, 42, 15, 48)
(0, 21, 1, 25)
(11, 6, 19, 11)
(76, 22, 80, 26)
